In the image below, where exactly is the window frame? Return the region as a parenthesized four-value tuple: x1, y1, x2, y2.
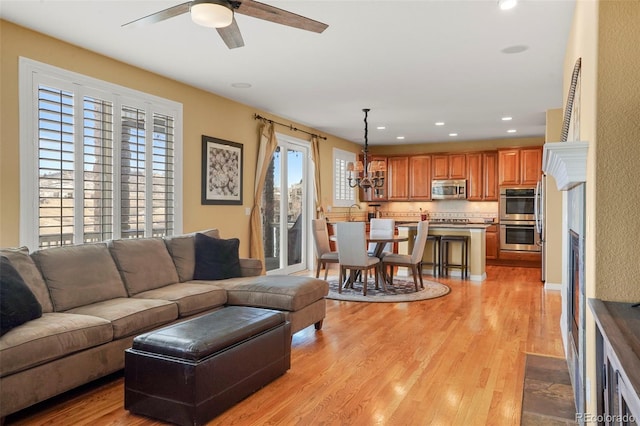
(19, 57, 183, 249)
(332, 147, 356, 207)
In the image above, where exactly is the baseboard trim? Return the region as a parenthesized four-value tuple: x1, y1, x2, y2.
(544, 282, 562, 291)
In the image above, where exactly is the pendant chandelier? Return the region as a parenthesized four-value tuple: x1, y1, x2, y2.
(347, 108, 386, 193)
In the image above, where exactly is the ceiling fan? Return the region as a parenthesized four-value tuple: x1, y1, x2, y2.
(122, 0, 328, 49)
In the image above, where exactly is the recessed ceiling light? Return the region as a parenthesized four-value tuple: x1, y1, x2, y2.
(396, 136, 405, 140)
(377, 126, 386, 130)
(449, 133, 458, 137)
(501, 45, 529, 54)
(435, 122, 445, 126)
(498, 0, 518, 10)
(231, 82, 252, 88)
(507, 129, 517, 133)
(502, 116, 513, 121)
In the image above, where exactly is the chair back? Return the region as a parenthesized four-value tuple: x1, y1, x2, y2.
(311, 219, 332, 257)
(410, 220, 430, 263)
(368, 218, 395, 253)
(336, 222, 368, 266)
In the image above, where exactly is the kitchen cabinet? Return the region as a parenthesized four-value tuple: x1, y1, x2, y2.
(498, 147, 542, 186)
(432, 154, 466, 180)
(590, 299, 640, 425)
(520, 148, 543, 185)
(409, 155, 432, 200)
(485, 224, 499, 260)
(466, 153, 483, 201)
(467, 152, 498, 201)
(359, 156, 388, 202)
(387, 156, 409, 201)
(483, 152, 499, 200)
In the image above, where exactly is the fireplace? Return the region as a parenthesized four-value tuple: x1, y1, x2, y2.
(566, 189, 585, 417)
(570, 230, 580, 356)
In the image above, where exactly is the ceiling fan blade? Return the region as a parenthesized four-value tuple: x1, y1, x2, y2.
(122, 2, 192, 28)
(217, 17, 245, 49)
(235, 0, 328, 33)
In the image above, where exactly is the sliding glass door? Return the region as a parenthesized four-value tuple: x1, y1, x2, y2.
(262, 134, 311, 274)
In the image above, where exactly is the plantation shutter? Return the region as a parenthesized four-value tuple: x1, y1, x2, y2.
(37, 85, 76, 247)
(120, 106, 146, 239)
(151, 113, 175, 236)
(333, 148, 356, 206)
(83, 96, 114, 243)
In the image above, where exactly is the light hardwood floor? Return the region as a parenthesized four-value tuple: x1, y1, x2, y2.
(6, 265, 564, 425)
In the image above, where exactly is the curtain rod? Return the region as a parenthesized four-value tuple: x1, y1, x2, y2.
(254, 114, 327, 140)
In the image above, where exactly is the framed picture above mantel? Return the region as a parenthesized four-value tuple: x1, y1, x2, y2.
(201, 135, 243, 205)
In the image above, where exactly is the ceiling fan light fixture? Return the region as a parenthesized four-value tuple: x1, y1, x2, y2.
(191, 0, 233, 28)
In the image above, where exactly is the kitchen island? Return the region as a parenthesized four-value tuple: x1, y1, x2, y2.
(397, 222, 490, 282)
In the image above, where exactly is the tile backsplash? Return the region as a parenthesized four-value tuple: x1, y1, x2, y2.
(323, 200, 498, 223)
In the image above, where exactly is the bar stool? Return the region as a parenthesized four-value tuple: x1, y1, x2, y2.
(440, 235, 469, 278)
(422, 235, 441, 276)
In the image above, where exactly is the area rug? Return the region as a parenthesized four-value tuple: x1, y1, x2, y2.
(324, 276, 450, 303)
(521, 354, 577, 425)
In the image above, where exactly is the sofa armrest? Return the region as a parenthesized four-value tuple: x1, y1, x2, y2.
(239, 258, 263, 277)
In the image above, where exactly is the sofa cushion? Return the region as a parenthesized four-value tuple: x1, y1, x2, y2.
(133, 283, 227, 317)
(31, 243, 128, 312)
(239, 258, 263, 277)
(0, 247, 53, 312)
(0, 312, 113, 377)
(193, 233, 241, 280)
(109, 238, 180, 296)
(164, 229, 220, 282)
(66, 297, 178, 339)
(210, 275, 329, 312)
(0, 257, 43, 336)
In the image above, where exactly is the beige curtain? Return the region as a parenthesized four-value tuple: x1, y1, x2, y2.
(311, 135, 324, 219)
(249, 123, 278, 272)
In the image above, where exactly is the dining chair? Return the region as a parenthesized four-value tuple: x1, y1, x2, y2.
(335, 222, 381, 295)
(381, 220, 429, 291)
(311, 219, 339, 280)
(367, 218, 395, 256)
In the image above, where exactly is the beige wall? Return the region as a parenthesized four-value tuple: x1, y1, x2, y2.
(544, 109, 564, 286)
(593, 1, 640, 301)
(563, 0, 640, 415)
(0, 20, 358, 255)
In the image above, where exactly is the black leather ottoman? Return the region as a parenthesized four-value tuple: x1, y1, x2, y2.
(124, 306, 291, 426)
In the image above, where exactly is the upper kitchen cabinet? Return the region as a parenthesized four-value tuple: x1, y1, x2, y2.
(432, 154, 466, 180)
(359, 156, 388, 202)
(409, 155, 432, 200)
(467, 152, 498, 201)
(387, 156, 409, 200)
(483, 152, 499, 200)
(498, 147, 542, 186)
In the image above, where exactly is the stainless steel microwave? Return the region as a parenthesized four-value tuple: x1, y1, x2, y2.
(431, 179, 467, 200)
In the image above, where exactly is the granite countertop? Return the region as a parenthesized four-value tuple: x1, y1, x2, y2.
(397, 222, 492, 229)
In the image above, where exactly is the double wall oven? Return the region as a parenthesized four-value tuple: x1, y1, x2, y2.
(499, 187, 541, 252)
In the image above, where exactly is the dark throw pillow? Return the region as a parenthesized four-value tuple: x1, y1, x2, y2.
(1, 256, 43, 336)
(193, 233, 241, 280)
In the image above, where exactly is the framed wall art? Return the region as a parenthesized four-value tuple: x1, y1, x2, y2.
(201, 135, 243, 205)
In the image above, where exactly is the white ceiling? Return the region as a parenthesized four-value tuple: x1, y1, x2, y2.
(1, 0, 575, 145)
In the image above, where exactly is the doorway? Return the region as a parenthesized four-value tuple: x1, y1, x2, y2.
(262, 134, 312, 275)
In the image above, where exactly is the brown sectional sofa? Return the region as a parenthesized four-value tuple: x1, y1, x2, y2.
(0, 229, 329, 419)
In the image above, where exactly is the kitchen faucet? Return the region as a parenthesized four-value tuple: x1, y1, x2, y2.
(348, 203, 361, 222)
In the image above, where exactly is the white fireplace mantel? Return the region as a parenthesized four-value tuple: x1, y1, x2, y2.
(542, 141, 589, 191)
